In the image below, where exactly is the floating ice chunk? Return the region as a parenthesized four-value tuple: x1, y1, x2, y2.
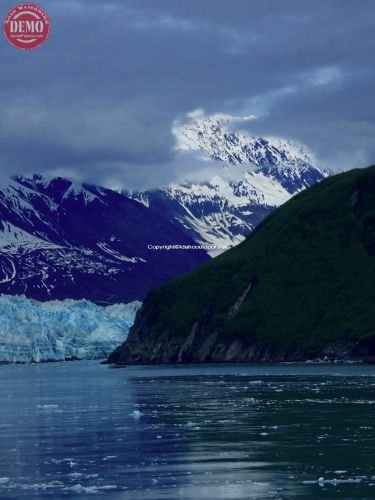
(243, 397, 257, 404)
(64, 484, 99, 494)
(130, 410, 142, 420)
(303, 477, 363, 486)
(0, 478, 9, 484)
(37, 404, 59, 410)
(67, 473, 83, 479)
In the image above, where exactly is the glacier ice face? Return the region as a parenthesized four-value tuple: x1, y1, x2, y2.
(0, 294, 141, 363)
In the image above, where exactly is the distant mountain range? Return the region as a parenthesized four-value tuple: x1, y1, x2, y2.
(0, 175, 209, 304)
(0, 116, 328, 302)
(128, 116, 329, 254)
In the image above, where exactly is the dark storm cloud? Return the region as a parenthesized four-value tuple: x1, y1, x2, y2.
(0, 0, 374, 187)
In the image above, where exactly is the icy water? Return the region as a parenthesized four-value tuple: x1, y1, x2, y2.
(0, 362, 374, 499)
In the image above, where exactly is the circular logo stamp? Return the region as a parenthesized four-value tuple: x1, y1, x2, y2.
(3, 3, 50, 50)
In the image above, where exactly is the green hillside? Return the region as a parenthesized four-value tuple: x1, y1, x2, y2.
(109, 165, 375, 364)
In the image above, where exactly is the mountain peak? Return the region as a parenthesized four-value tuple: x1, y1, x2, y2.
(173, 113, 325, 177)
(11, 174, 108, 207)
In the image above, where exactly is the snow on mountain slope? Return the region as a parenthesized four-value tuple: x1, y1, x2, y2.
(129, 114, 329, 255)
(0, 294, 141, 363)
(0, 175, 209, 303)
(174, 114, 315, 174)
(131, 172, 291, 252)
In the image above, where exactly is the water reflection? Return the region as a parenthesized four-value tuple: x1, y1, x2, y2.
(0, 361, 374, 498)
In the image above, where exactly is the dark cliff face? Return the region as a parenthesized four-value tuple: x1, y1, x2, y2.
(108, 304, 375, 365)
(108, 166, 375, 364)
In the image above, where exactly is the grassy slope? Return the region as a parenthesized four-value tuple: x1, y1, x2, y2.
(132, 166, 375, 353)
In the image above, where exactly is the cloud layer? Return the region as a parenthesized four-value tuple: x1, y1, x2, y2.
(0, 0, 374, 188)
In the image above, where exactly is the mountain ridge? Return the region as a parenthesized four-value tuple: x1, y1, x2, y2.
(0, 174, 209, 304)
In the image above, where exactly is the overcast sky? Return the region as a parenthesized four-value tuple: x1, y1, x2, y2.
(0, 0, 374, 188)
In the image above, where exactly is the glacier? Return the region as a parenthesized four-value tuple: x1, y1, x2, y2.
(0, 294, 141, 363)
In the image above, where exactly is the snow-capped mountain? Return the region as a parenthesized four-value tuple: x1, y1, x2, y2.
(129, 115, 329, 254)
(0, 175, 209, 303)
(0, 117, 329, 303)
(0, 294, 141, 363)
(175, 114, 316, 179)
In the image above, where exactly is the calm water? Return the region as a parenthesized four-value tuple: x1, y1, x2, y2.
(0, 361, 374, 499)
